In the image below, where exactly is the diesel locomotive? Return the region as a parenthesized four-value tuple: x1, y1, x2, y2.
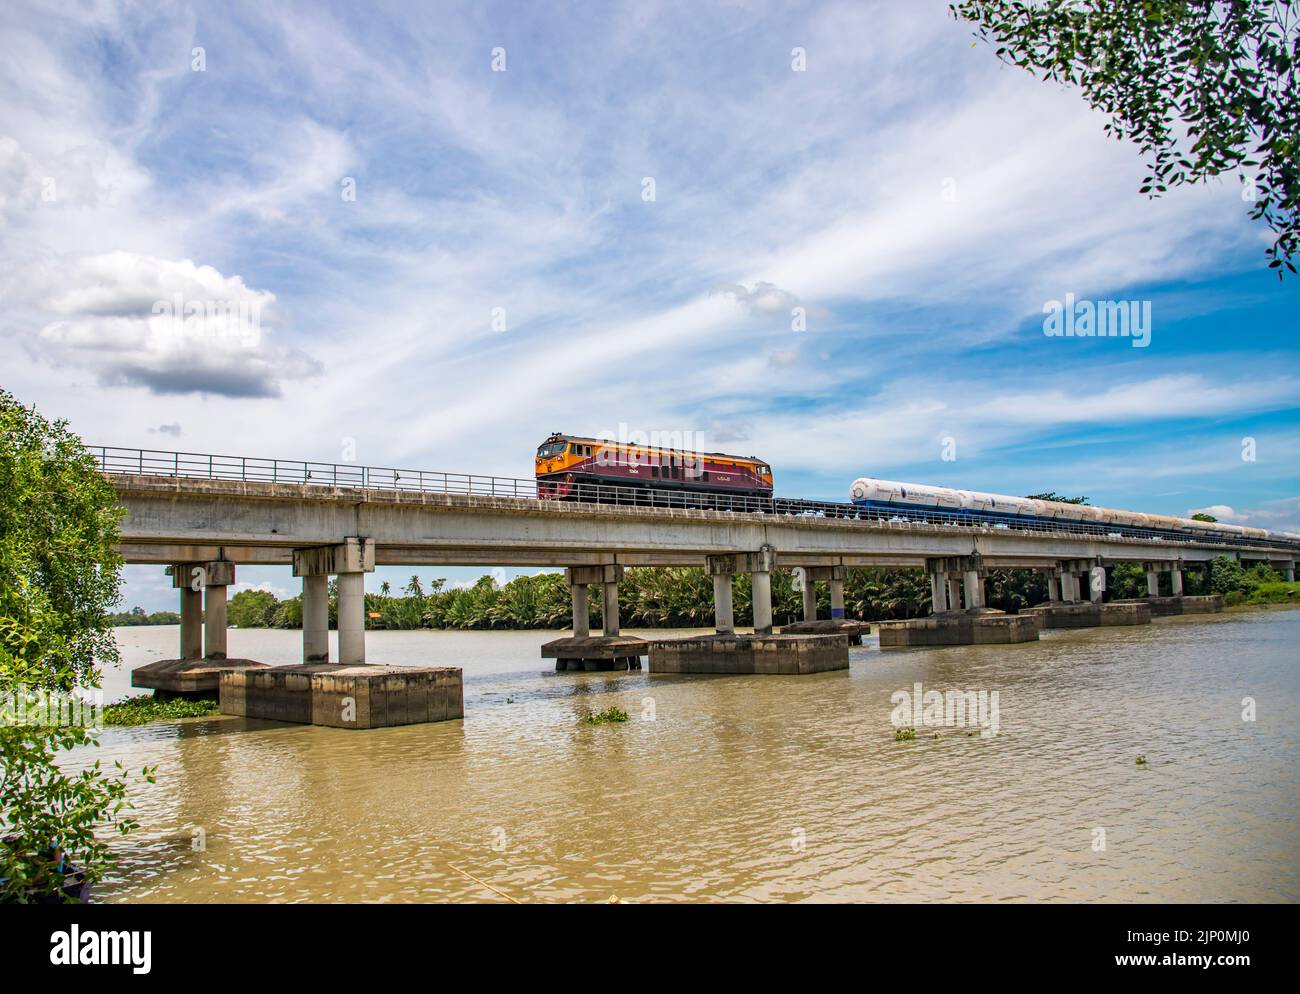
(535, 432, 773, 503)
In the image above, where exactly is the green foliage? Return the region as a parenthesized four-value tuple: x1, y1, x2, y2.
(1, 388, 152, 903)
(1191, 512, 1218, 522)
(1206, 556, 1281, 595)
(1024, 492, 1090, 505)
(1246, 581, 1300, 604)
(895, 727, 917, 742)
(103, 696, 219, 726)
(985, 568, 1047, 613)
(107, 606, 181, 626)
(582, 706, 629, 726)
(952, 0, 1299, 276)
(227, 588, 279, 628)
(1109, 561, 1148, 600)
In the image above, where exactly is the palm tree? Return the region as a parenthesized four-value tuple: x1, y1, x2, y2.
(379, 580, 391, 598)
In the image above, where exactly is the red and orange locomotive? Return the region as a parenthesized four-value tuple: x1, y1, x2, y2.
(535, 432, 773, 501)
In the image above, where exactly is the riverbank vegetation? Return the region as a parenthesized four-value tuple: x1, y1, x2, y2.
(107, 606, 181, 627)
(1, 389, 154, 902)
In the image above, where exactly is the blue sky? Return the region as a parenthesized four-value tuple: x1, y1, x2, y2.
(1, 0, 1296, 612)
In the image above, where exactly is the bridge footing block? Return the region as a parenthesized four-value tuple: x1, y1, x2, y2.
(877, 610, 1039, 648)
(646, 633, 849, 675)
(132, 657, 271, 700)
(219, 664, 463, 728)
(1110, 595, 1224, 617)
(542, 635, 647, 673)
(1021, 602, 1152, 629)
(779, 619, 873, 645)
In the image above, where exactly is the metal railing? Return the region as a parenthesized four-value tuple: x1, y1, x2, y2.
(91, 445, 1300, 553)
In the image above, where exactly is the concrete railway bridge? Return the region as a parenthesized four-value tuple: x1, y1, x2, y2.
(96, 447, 1300, 728)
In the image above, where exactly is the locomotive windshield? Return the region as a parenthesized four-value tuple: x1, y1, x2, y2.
(537, 440, 566, 458)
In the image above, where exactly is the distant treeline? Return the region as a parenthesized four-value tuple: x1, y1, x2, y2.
(108, 606, 182, 626)
(108, 557, 1282, 632)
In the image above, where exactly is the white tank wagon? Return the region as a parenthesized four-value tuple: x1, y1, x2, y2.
(848, 476, 1295, 547)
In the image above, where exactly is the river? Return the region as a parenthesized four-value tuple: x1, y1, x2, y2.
(86, 609, 1299, 902)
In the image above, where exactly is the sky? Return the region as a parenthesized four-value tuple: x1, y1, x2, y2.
(2, 0, 1297, 612)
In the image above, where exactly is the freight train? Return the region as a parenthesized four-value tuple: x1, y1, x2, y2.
(849, 476, 1300, 548)
(532, 432, 1300, 550)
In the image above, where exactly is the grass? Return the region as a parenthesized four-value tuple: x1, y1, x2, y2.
(103, 695, 220, 726)
(582, 706, 630, 726)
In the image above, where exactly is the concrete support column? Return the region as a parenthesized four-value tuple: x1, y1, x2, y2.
(337, 572, 366, 665)
(751, 570, 773, 635)
(1146, 570, 1160, 598)
(1286, 562, 1296, 583)
(602, 581, 620, 637)
(962, 570, 985, 609)
(948, 576, 963, 611)
(802, 578, 818, 622)
(710, 546, 776, 635)
(179, 585, 203, 659)
(829, 578, 845, 620)
(294, 538, 375, 667)
(1060, 570, 1079, 602)
(713, 572, 735, 634)
(1170, 569, 1184, 596)
(302, 574, 330, 663)
(570, 583, 590, 639)
(204, 583, 229, 659)
(1046, 574, 1060, 602)
(929, 571, 946, 614)
(1089, 565, 1105, 604)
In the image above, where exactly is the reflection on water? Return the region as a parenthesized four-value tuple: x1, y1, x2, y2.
(90, 612, 1300, 903)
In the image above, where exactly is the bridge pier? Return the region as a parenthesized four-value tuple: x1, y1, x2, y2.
(1089, 562, 1105, 604)
(218, 538, 463, 728)
(782, 565, 867, 640)
(294, 538, 375, 665)
(542, 565, 643, 671)
(570, 581, 590, 639)
(801, 572, 818, 623)
(132, 561, 268, 699)
(302, 574, 330, 663)
(179, 578, 203, 660)
(712, 570, 735, 634)
(1045, 570, 1061, 602)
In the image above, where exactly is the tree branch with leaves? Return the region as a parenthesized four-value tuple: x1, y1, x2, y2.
(952, 0, 1299, 276)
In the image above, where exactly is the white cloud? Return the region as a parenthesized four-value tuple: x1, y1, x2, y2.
(27, 251, 320, 397)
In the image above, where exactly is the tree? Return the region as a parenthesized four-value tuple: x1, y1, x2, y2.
(1191, 512, 1218, 522)
(379, 581, 391, 598)
(1, 389, 153, 902)
(952, 0, 1299, 276)
(227, 588, 278, 629)
(1025, 492, 1090, 505)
